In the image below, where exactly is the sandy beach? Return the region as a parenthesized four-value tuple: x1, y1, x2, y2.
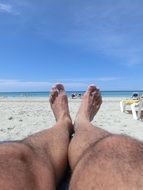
(0, 97, 143, 142)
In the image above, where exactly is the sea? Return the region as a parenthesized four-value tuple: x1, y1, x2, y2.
(0, 91, 143, 98)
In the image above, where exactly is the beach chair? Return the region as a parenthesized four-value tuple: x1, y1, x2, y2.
(131, 99, 143, 120)
(120, 98, 143, 120)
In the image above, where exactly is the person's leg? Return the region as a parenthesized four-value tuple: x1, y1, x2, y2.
(69, 85, 143, 190)
(68, 85, 110, 170)
(0, 84, 73, 190)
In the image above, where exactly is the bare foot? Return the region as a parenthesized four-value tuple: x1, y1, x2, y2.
(49, 84, 71, 122)
(75, 85, 102, 125)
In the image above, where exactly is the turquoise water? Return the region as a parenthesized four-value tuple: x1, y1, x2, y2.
(0, 91, 143, 98)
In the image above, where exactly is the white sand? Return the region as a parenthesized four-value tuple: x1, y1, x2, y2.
(0, 97, 143, 142)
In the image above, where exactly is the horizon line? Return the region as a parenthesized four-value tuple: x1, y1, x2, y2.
(0, 90, 143, 93)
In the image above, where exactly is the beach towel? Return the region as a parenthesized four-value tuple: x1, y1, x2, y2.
(123, 99, 139, 105)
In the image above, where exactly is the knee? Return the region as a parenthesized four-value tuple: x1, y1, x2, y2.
(0, 142, 34, 163)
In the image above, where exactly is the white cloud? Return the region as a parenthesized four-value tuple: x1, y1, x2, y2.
(0, 77, 142, 91)
(0, 3, 12, 13)
(0, 77, 120, 91)
(0, 80, 52, 91)
(0, 80, 52, 86)
(0, 2, 20, 15)
(60, 77, 120, 82)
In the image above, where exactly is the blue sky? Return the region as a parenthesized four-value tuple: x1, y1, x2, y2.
(0, 0, 143, 91)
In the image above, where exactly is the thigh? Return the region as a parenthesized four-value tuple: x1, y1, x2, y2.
(69, 136, 143, 190)
(0, 142, 56, 190)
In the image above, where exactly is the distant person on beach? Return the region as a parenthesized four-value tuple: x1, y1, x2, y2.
(71, 93, 82, 99)
(78, 93, 82, 98)
(71, 93, 77, 99)
(131, 92, 140, 99)
(1, 84, 143, 190)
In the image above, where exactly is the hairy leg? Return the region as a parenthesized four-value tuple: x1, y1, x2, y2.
(69, 85, 143, 190)
(0, 84, 73, 190)
(68, 85, 110, 170)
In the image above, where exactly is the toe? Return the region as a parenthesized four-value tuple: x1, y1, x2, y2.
(87, 84, 97, 93)
(84, 85, 98, 98)
(94, 91, 102, 102)
(55, 83, 65, 92)
(88, 85, 100, 97)
(49, 89, 58, 104)
(94, 94, 102, 107)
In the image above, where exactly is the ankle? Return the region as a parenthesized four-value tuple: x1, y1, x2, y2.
(75, 116, 90, 128)
(57, 116, 74, 134)
(57, 114, 72, 123)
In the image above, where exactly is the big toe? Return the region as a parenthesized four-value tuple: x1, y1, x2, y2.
(49, 88, 58, 104)
(86, 84, 99, 96)
(87, 84, 97, 92)
(55, 83, 65, 92)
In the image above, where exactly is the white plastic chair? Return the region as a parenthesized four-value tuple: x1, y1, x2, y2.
(131, 99, 143, 120)
(120, 99, 143, 120)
